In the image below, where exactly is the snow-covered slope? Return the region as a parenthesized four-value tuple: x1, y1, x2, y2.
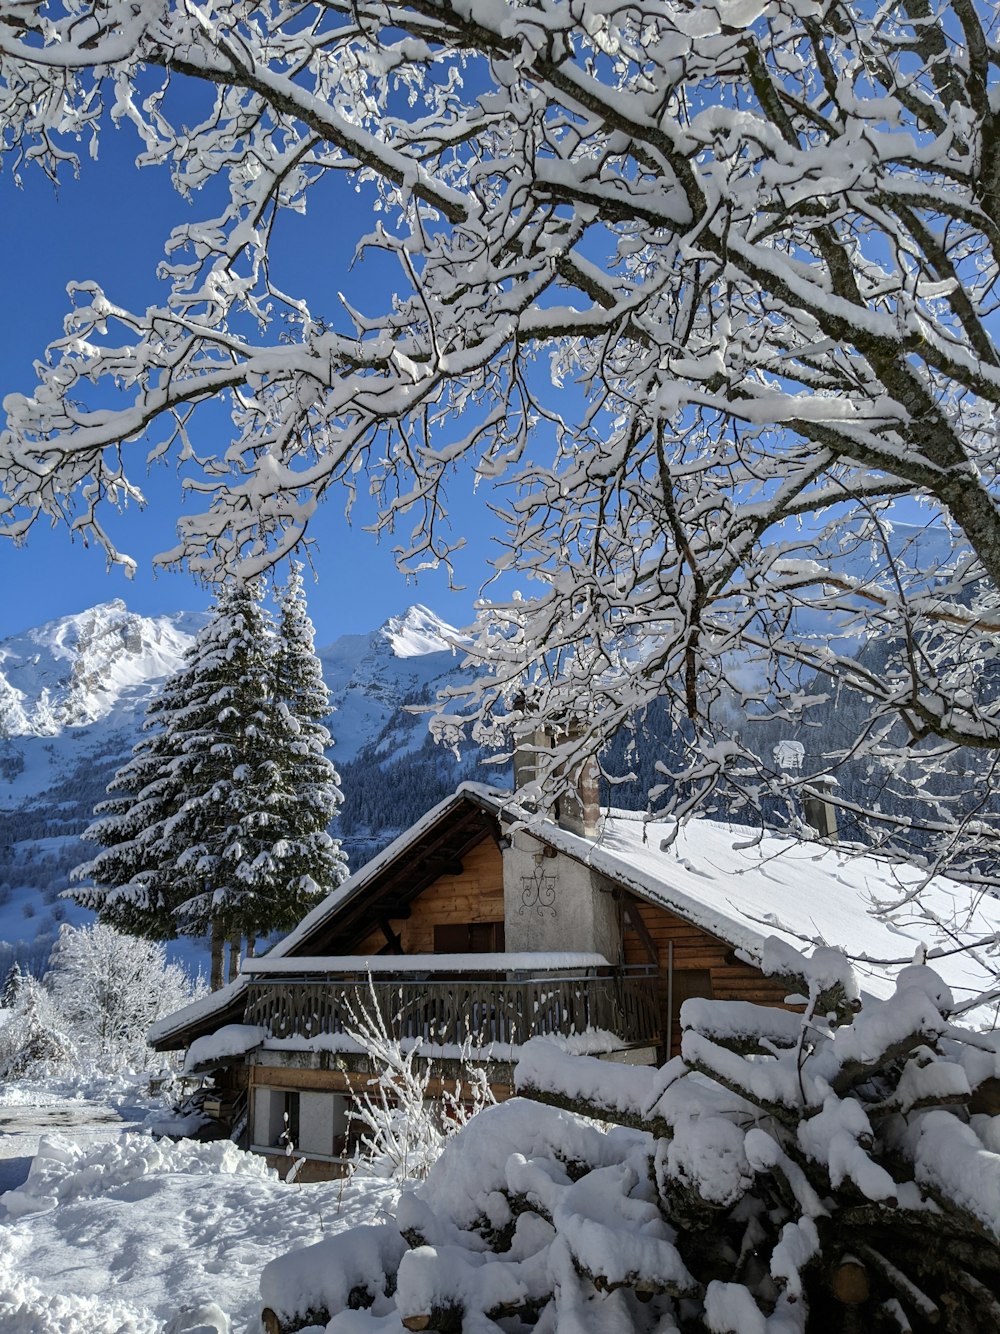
(0, 600, 203, 740)
(0, 599, 468, 803)
(319, 604, 469, 762)
(0, 603, 208, 975)
(0, 602, 206, 814)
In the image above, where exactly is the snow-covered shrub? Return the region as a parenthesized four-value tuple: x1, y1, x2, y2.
(341, 982, 495, 1182)
(0, 975, 77, 1079)
(259, 940, 1000, 1333)
(45, 923, 202, 1072)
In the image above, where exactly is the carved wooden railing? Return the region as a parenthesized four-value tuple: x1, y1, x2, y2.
(242, 968, 660, 1049)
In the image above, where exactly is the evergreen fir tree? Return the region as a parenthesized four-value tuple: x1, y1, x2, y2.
(1, 960, 23, 1008)
(158, 580, 276, 974)
(70, 649, 205, 940)
(71, 578, 347, 988)
(262, 562, 349, 919)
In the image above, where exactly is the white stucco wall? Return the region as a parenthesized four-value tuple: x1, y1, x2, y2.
(502, 830, 621, 963)
(298, 1092, 333, 1156)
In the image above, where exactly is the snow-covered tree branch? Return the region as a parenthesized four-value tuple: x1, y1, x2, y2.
(4, 0, 1000, 867)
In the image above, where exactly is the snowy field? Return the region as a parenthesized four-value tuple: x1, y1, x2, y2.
(0, 1078, 397, 1333)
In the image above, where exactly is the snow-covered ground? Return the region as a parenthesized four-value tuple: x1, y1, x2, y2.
(0, 1078, 397, 1333)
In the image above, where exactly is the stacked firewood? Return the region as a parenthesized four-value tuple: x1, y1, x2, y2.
(260, 939, 1000, 1333)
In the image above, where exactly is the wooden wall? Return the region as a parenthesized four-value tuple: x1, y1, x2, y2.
(351, 836, 505, 955)
(623, 895, 791, 1054)
(250, 1061, 515, 1100)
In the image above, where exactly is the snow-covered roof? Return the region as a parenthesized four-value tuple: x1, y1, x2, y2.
(460, 786, 999, 1027)
(151, 781, 1000, 1047)
(148, 973, 252, 1046)
(269, 786, 495, 961)
(149, 787, 503, 1047)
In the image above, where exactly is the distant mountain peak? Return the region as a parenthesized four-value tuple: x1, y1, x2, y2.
(0, 602, 201, 736)
(380, 604, 466, 659)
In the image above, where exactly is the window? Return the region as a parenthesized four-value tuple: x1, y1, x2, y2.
(281, 1091, 300, 1150)
(433, 921, 505, 953)
(252, 1087, 301, 1150)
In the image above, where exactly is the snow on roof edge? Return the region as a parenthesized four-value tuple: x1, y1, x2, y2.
(244, 951, 610, 975)
(459, 783, 771, 958)
(149, 787, 508, 1044)
(152, 781, 1000, 1043)
(148, 973, 250, 1045)
(459, 787, 993, 1009)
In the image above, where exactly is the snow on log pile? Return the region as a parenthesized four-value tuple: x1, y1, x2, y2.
(258, 937, 1000, 1334)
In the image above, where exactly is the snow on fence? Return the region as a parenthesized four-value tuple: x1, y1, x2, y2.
(242, 968, 660, 1048)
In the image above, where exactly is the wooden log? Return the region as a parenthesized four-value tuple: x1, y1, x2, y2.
(577, 1258, 699, 1301)
(261, 1307, 330, 1334)
(830, 1025, 944, 1097)
(681, 1048, 799, 1126)
(402, 1294, 548, 1332)
(400, 1303, 462, 1332)
(830, 1257, 870, 1305)
(519, 1078, 670, 1138)
(761, 966, 860, 1026)
(969, 1076, 1000, 1116)
(851, 1242, 941, 1325)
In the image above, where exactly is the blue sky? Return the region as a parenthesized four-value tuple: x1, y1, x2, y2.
(0, 116, 497, 645)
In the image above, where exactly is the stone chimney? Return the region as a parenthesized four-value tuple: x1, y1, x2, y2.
(802, 775, 839, 842)
(512, 718, 600, 839)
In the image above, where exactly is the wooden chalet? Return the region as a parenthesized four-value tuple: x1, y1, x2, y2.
(150, 773, 1000, 1178)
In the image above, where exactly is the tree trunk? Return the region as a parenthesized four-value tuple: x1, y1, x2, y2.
(210, 921, 225, 991)
(228, 933, 242, 984)
(247, 933, 256, 959)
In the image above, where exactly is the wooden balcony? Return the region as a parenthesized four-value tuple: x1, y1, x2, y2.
(241, 957, 660, 1050)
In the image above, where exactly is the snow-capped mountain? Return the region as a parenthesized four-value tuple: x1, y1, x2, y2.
(319, 604, 469, 761)
(0, 600, 206, 739)
(381, 603, 466, 659)
(0, 598, 467, 762)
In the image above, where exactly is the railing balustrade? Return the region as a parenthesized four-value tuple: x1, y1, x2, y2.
(243, 969, 659, 1048)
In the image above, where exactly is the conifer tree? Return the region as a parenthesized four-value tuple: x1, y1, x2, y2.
(70, 646, 205, 942)
(154, 580, 275, 983)
(1, 961, 23, 1008)
(264, 562, 349, 915)
(72, 579, 347, 988)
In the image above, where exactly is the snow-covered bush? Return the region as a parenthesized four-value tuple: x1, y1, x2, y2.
(45, 923, 202, 1072)
(259, 941, 1000, 1333)
(341, 984, 495, 1182)
(0, 975, 77, 1080)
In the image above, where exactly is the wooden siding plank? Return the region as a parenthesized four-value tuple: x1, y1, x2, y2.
(622, 894, 805, 1029)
